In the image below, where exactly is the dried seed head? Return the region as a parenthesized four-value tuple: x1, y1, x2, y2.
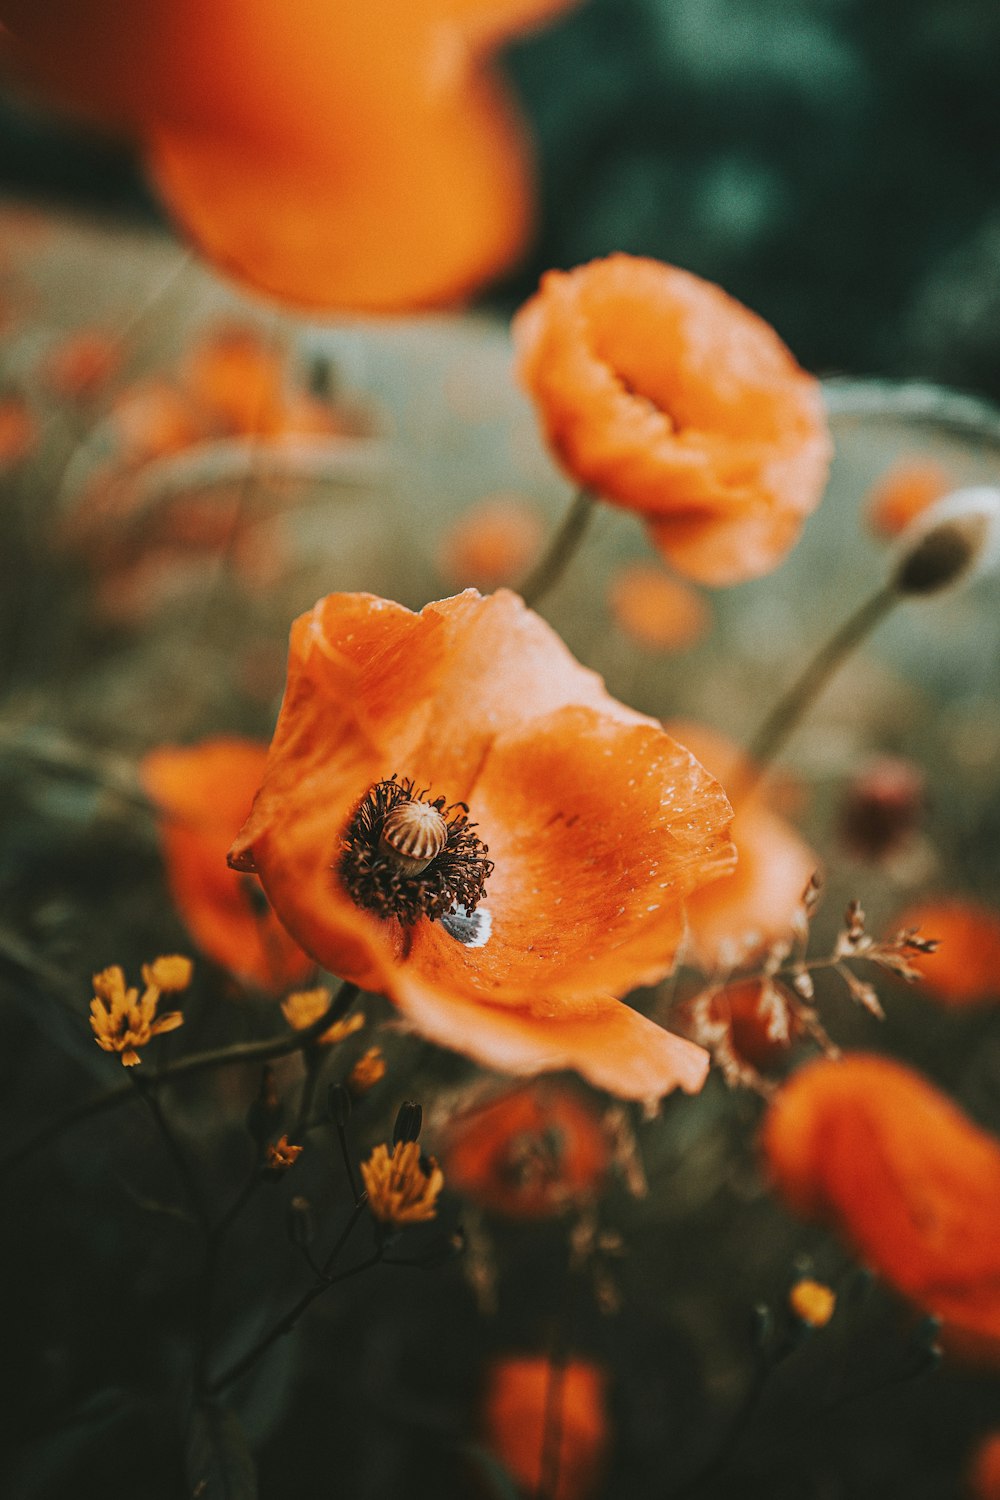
(891, 486, 1000, 596)
(339, 776, 493, 927)
(379, 799, 449, 876)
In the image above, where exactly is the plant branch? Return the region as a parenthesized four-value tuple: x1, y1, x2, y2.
(519, 488, 595, 608)
(1, 982, 360, 1177)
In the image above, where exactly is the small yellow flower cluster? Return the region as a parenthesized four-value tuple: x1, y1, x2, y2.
(264, 1134, 303, 1174)
(789, 1278, 837, 1329)
(89, 956, 190, 1067)
(281, 987, 366, 1046)
(361, 1140, 444, 1228)
(347, 1047, 386, 1098)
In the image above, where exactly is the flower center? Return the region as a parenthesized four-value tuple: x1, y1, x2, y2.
(339, 776, 493, 927)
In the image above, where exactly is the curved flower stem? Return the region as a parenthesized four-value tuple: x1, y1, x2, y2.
(742, 585, 897, 799)
(194, 1162, 267, 1395)
(131, 1073, 211, 1237)
(205, 1200, 377, 1397)
(519, 488, 595, 608)
(0, 981, 360, 1178)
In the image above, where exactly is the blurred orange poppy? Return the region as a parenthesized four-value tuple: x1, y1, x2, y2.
(762, 1054, 1000, 1342)
(0, 393, 35, 469)
(513, 254, 832, 585)
(665, 721, 818, 971)
(887, 898, 1000, 1008)
(480, 1355, 609, 1500)
(229, 589, 736, 1101)
(864, 456, 953, 539)
(0, 0, 576, 311)
(439, 494, 545, 590)
(141, 738, 314, 994)
(607, 562, 710, 652)
(440, 1082, 608, 1217)
(971, 1433, 1000, 1500)
(42, 328, 122, 402)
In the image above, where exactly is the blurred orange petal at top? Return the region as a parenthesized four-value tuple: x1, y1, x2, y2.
(480, 1356, 609, 1500)
(229, 589, 736, 1102)
(762, 1054, 1000, 1343)
(665, 720, 818, 972)
(0, 0, 578, 311)
(441, 1082, 608, 1218)
(141, 738, 314, 995)
(864, 456, 953, 539)
(608, 563, 710, 652)
(514, 254, 832, 585)
(888, 898, 1000, 1008)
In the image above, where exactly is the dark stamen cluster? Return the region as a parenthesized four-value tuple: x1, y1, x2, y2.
(339, 775, 493, 926)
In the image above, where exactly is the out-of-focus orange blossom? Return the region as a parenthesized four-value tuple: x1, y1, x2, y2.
(440, 1082, 608, 1218)
(607, 562, 710, 651)
(480, 1355, 609, 1500)
(864, 456, 953, 538)
(970, 1433, 1000, 1500)
(0, 393, 36, 468)
(0, 0, 579, 311)
(763, 1054, 1000, 1343)
(887, 898, 1000, 1008)
(141, 738, 315, 994)
(439, 494, 545, 589)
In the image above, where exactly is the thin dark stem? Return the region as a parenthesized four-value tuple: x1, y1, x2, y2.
(205, 1201, 376, 1397)
(536, 1351, 568, 1500)
(742, 585, 897, 798)
(195, 1165, 266, 1396)
(1, 981, 360, 1177)
(335, 1115, 364, 1205)
(292, 1047, 324, 1142)
(519, 488, 595, 608)
(131, 1075, 211, 1237)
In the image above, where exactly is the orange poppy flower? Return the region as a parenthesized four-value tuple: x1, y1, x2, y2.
(0, 393, 36, 469)
(141, 738, 314, 994)
(439, 494, 545, 590)
(664, 721, 818, 971)
(971, 1434, 1000, 1500)
(607, 562, 710, 652)
(762, 1054, 1000, 1342)
(864, 456, 953, 539)
(0, 0, 576, 312)
(886, 898, 1000, 1008)
(42, 328, 122, 402)
(480, 1355, 609, 1500)
(513, 255, 832, 585)
(440, 1082, 608, 1218)
(229, 589, 736, 1101)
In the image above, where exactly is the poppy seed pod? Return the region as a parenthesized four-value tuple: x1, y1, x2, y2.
(891, 486, 1000, 596)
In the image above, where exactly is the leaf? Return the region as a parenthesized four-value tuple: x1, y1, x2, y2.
(186, 1405, 258, 1500)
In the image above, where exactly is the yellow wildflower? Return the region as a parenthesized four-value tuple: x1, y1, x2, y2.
(347, 1047, 386, 1099)
(789, 1278, 837, 1329)
(264, 1135, 303, 1174)
(281, 987, 366, 1046)
(361, 1140, 444, 1228)
(89, 963, 184, 1067)
(141, 954, 194, 992)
